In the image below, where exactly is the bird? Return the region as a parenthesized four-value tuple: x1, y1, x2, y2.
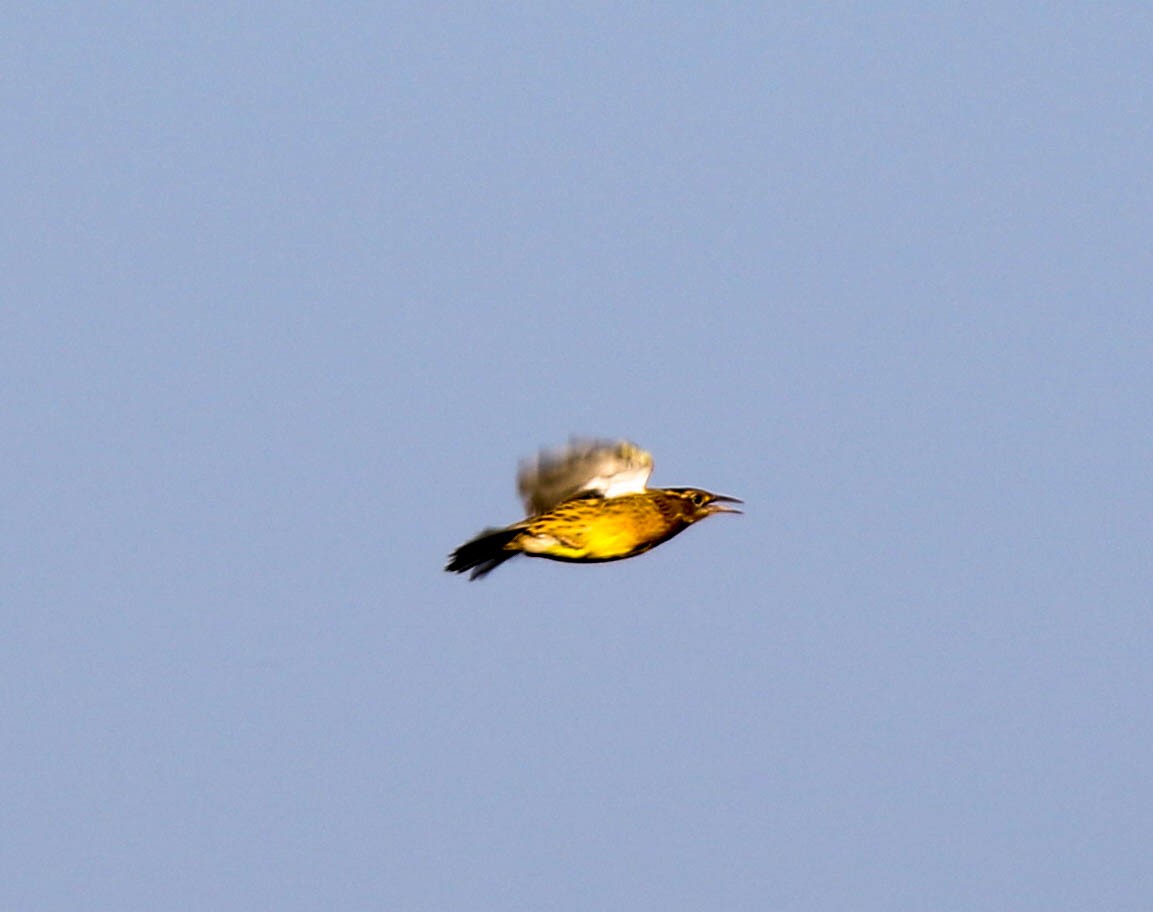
(445, 438, 741, 580)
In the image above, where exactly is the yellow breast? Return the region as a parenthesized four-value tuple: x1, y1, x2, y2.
(515, 494, 677, 561)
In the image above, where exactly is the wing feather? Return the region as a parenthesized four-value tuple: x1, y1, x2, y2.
(517, 438, 654, 515)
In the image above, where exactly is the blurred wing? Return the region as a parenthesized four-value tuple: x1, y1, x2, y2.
(517, 439, 654, 514)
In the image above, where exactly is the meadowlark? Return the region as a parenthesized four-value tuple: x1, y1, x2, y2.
(445, 439, 741, 580)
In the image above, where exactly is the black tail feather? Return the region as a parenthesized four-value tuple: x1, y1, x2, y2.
(445, 526, 520, 580)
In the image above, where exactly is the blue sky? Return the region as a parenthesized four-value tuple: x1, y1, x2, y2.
(3, 5, 1150, 910)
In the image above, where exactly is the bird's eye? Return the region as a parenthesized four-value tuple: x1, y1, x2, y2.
(691, 492, 706, 507)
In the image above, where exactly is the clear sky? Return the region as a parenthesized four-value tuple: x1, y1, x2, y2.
(3, 5, 1150, 910)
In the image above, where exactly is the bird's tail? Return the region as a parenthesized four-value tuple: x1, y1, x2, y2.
(445, 526, 521, 580)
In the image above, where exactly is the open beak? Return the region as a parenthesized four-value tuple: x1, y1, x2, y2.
(706, 494, 743, 515)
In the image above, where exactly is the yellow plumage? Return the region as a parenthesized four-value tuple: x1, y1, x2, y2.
(446, 440, 740, 580)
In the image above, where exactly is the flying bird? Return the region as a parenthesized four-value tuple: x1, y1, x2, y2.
(445, 439, 741, 580)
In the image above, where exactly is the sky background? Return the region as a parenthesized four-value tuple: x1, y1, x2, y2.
(3, 4, 1151, 910)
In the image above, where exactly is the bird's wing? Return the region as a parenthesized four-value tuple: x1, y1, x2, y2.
(517, 438, 654, 515)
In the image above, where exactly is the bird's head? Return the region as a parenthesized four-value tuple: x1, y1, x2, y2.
(665, 488, 744, 522)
